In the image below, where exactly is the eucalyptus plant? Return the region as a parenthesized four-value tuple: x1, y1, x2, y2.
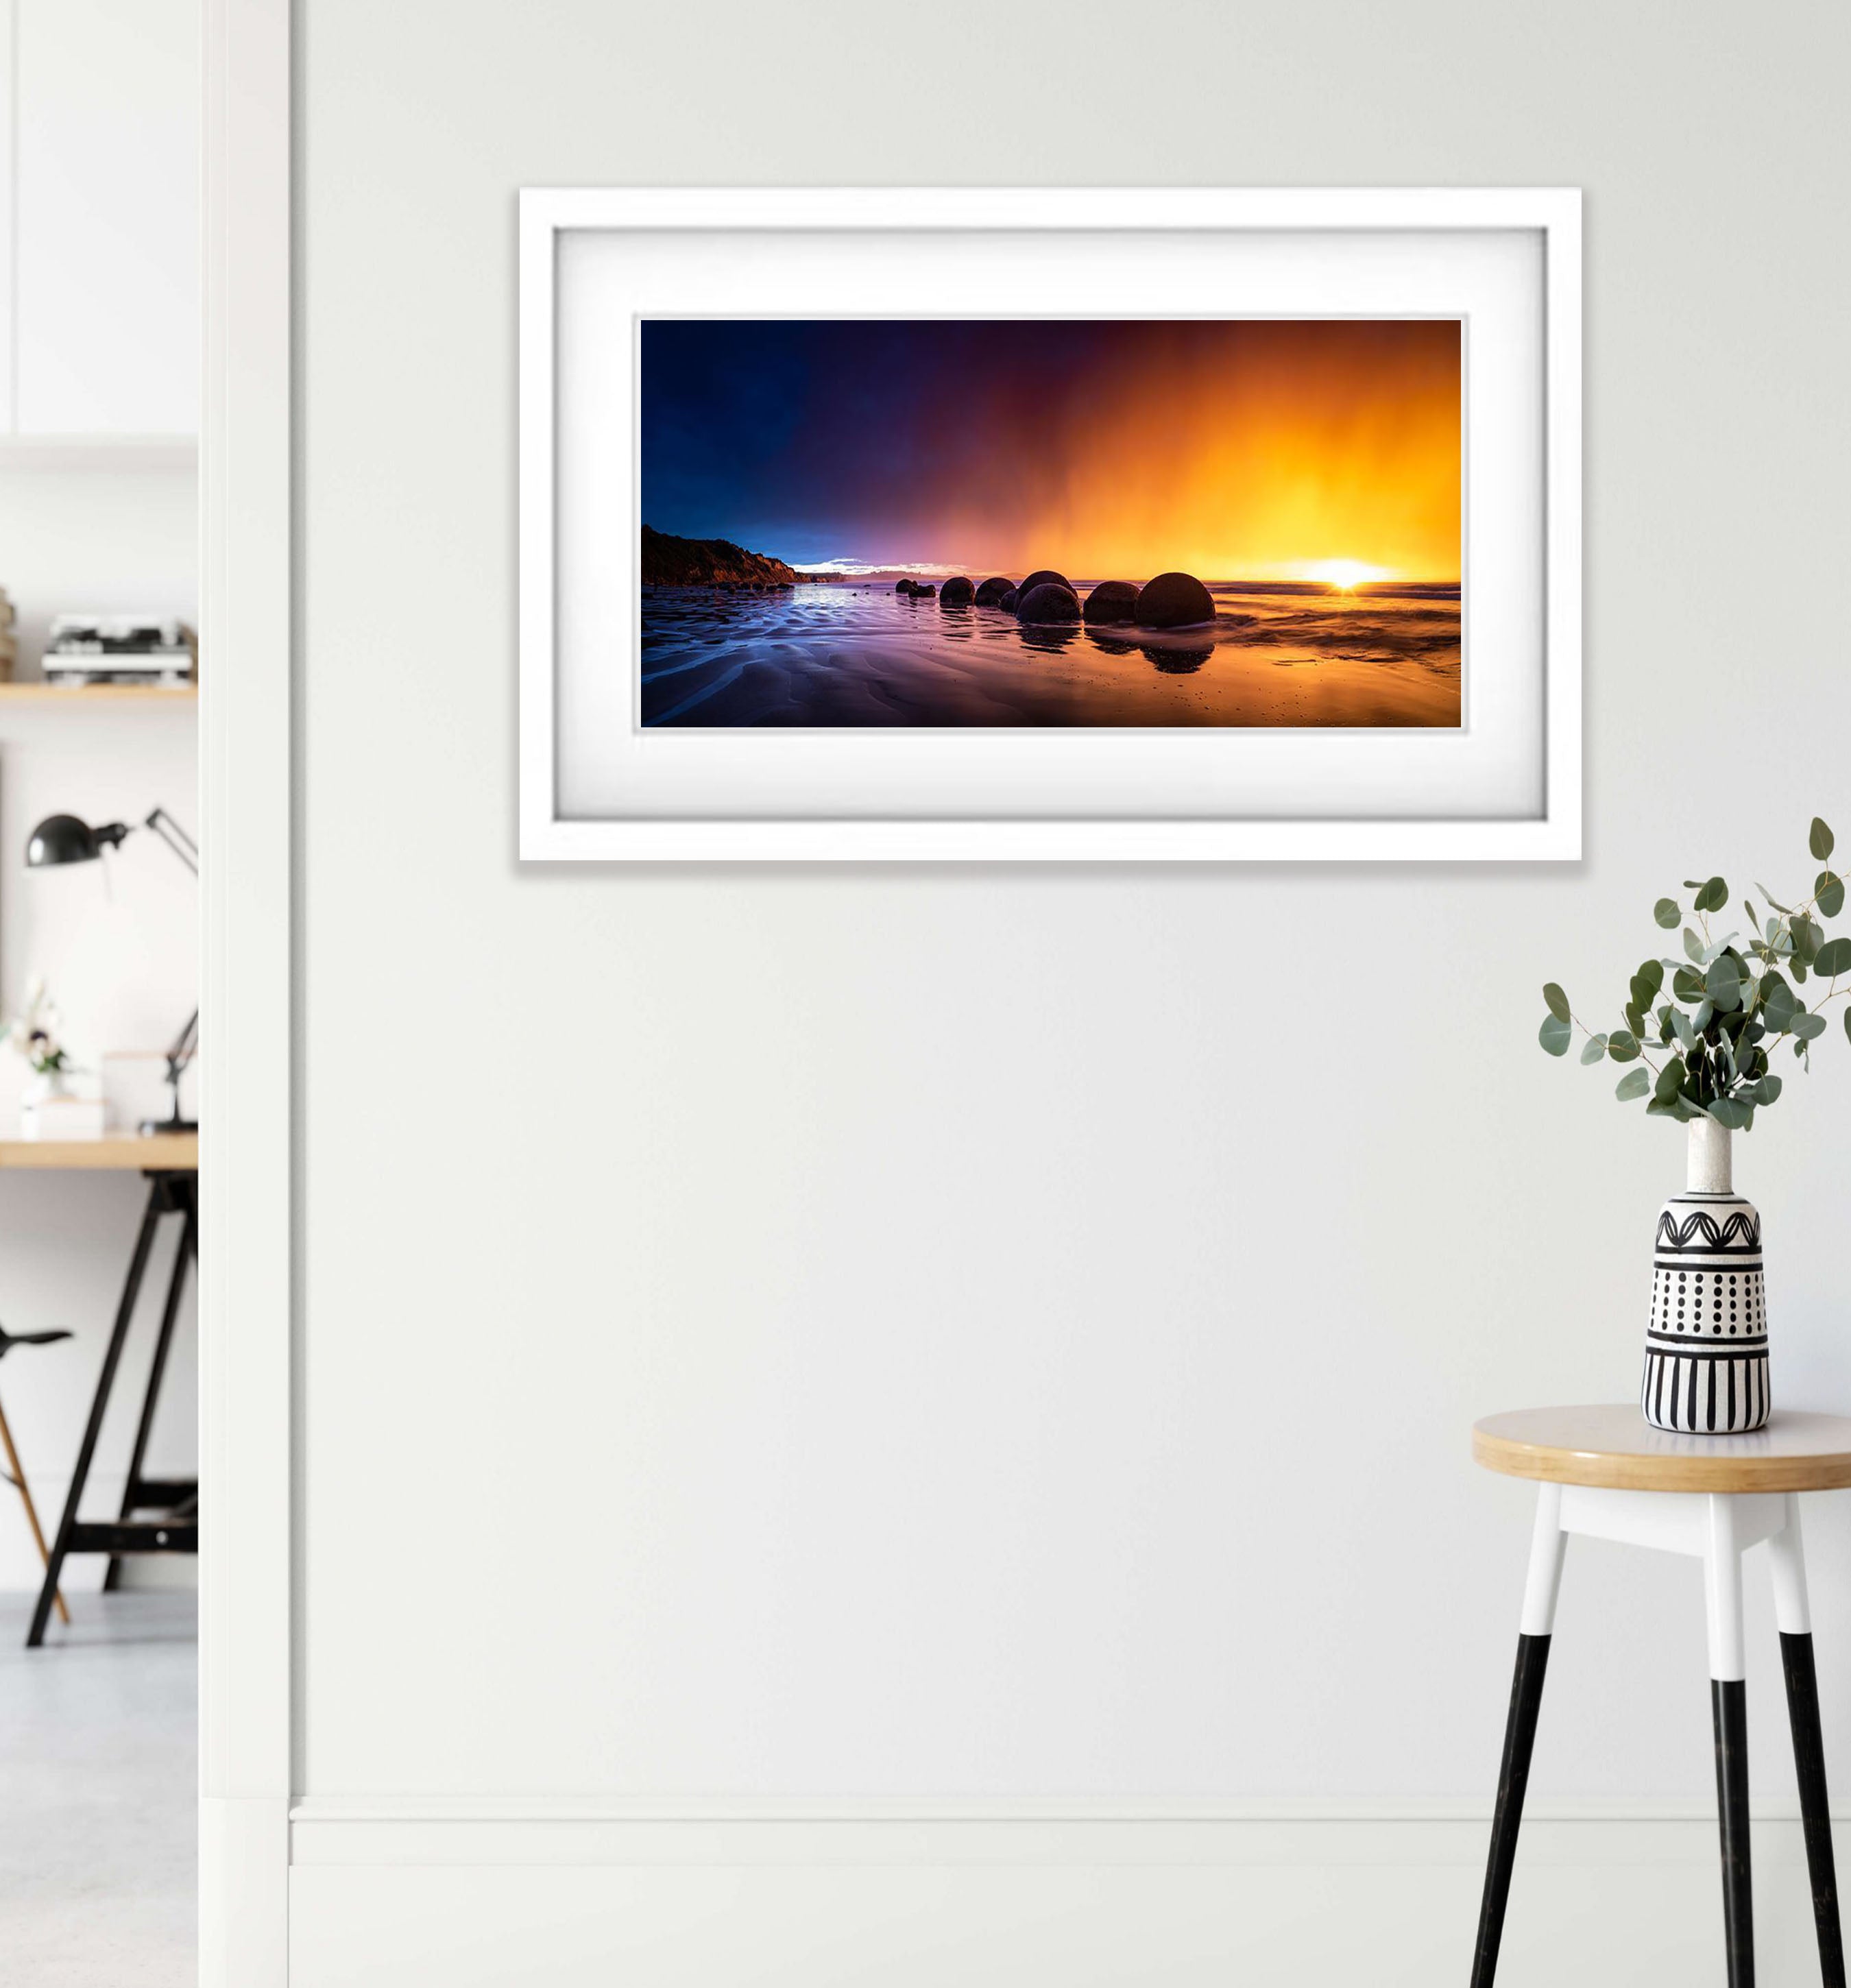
(1540, 816, 1851, 1130)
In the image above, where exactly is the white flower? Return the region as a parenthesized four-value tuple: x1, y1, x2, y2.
(3, 978, 69, 1071)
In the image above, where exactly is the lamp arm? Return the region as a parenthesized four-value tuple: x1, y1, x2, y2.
(143, 806, 198, 875)
(166, 1008, 199, 1078)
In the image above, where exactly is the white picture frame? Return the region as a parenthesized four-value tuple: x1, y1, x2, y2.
(520, 187, 1580, 862)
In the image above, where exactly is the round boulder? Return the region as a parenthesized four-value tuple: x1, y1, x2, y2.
(974, 577, 1014, 606)
(940, 576, 975, 607)
(911, 581, 936, 597)
(1016, 568, 1071, 603)
(1017, 582, 1082, 625)
(1082, 580, 1139, 625)
(998, 589, 1018, 613)
(895, 579, 912, 594)
(1134, 572, 1215, 629)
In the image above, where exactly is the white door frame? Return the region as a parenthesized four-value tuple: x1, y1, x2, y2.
(199, 0, 292, 1978)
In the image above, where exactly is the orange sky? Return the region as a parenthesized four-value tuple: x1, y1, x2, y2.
(931, 321, 1462, 581)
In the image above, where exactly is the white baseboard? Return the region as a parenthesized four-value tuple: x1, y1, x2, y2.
(286, 1800, 1848, 1987)
(202, 1796, 288, 1988)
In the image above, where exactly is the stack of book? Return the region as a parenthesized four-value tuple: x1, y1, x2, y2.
(42, 614, 195, 688)
(21, 1071, 106, 1140)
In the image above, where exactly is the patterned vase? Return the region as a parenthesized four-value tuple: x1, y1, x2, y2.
(1641, 1117, 1767, 1433)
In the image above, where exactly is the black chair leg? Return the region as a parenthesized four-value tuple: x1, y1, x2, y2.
(1471, 1632, 1551, 1987)
(1714, 1677, 1755, 1988)
(1782, 1631, 1847, 1988)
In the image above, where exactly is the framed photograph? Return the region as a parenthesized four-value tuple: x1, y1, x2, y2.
(520, 188, 1580, 862)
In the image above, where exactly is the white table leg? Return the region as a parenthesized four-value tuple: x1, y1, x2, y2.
(1705, 1494, 1754, 1986)
(1520, 1481, 1566, 1636)
(1770, 1492, 1811, 1635)
(1705, 1493, 1747, 1683)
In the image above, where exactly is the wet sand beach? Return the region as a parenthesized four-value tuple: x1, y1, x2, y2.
(640, 581, 1461, 729)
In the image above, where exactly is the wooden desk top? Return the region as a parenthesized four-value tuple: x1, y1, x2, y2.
(0, 1132, 197, 1172)
(1475, 1405, 1851, 1494)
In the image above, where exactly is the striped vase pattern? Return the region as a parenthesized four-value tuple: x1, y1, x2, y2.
(1641, 1121, 1767, 1433)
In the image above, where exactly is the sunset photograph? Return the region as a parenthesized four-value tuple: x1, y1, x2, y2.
(638, 317, 1462, 728)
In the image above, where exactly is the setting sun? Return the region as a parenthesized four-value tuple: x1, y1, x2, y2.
(1296, 559, 1392, 591)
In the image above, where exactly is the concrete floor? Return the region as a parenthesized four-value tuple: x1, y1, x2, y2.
(0, 1591, 195, 1986)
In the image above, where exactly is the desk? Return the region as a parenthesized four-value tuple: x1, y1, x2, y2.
(0, 1135, 199, 1645)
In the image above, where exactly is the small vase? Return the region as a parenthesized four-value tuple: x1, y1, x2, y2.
(23, 1067, 73, 1106)
(1641, 1117, 1767, 1433)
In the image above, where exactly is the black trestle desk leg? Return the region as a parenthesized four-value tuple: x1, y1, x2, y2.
(26, 1178, 165, 1647)
(103, 1193, 197, 1592)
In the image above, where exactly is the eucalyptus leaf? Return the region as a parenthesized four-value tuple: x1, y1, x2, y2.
(1795, 914, 1826, 963)
(1683, 927, 1707, 964)
(1614, 1067, 1651, 1102)
(1819, 872, 1846, 919)
(1816, 937, 1851, 977)
(1653, 1059, 1686, 1105)
(1671, 1007, 1697, 1051)
(1654, 897, 1682, 930)
(1794, 1010, 1828, 1041)
(1542, 982, 1571, 1021)
(1607, 1030, 1640, 1063)
(1582, 1034, 1609, 1065)
(1813, 818, 1836, 862)
(1706, 955, 1745, 1010)
(1694, 875, 1729, 914)
(1758, 883, 1795, 915)
(1708, 1098, 1753, 1131)
(1673, 966, 1708, 1003)
(1539, 1014, 1572, 1056)
(1693, 999, 1715, 1031)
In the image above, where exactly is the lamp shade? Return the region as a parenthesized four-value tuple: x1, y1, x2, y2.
(25, 814, 110, 867)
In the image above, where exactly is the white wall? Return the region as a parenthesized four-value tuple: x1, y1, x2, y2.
(295, 0, 1851, 1977)
(0, 465, 198, 1590)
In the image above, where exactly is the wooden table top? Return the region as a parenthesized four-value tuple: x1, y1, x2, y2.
(1474, 1405, 1851, 1494)
(0, 1132, 197, 1172)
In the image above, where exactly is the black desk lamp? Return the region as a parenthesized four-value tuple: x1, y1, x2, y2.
(25, 808, 199, 1135)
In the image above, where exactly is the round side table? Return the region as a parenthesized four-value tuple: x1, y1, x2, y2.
(1471, 1405, 1851, 1988)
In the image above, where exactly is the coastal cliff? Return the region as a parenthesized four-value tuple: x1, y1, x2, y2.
(641, 524, 816, 586)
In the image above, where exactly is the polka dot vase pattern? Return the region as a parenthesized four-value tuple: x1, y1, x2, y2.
(1641, 1118, 1767, 1433)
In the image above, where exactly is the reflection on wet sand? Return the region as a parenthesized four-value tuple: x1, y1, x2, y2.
(1147, 643, 1211, 675)
(639, 581, 1461, 729)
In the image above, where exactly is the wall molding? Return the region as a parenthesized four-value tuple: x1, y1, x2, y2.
(200, 0, 291, 1981)
(289, 1793, 1850, 1864)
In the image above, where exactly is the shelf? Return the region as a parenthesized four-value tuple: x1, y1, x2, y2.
(0, 682, 197, 704)
(0, 436, 197, 472)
